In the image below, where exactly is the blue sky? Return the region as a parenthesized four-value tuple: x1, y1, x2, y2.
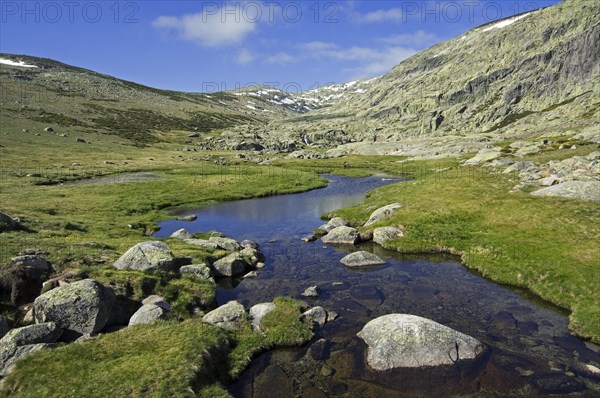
(1, 0, 561, 92)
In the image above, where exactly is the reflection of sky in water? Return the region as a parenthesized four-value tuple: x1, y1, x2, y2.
(156, 175, 401, 241)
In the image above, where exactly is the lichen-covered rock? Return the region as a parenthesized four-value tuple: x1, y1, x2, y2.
(212, 253, 248, 277)
(364, 203, 402, 226)
(170, 228, 192, 239)
(373, 226, 405, 246)
(357, 314, 486, 370)
(179, 263, 213, 281)
(322, 226, 360, 245)
(113, 241, 175, 271)
(0, 322, 62, 348)
(209, 236, 241, 251)
(249, 302, 276, 332)
(128, 304, 167, 326)
(34, 279, 116, 339)
(202, 301, 246, 330)
(340, 251, 385, 267)
(327, 217, 349, 228)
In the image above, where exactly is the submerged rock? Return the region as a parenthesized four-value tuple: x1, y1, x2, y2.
(364, 203, 402, 226)
(113, 241, 175, 271)
(357, 314, 486, 370)
(340, 251, 385, 267)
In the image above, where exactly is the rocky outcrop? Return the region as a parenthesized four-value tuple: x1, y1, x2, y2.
(531, 181, 600, 201)
(364, 203, 402, 226)
(113, 241, 175, 271)
(202, 301, 246, 330)
(322, 226, 360, 245)
(34, 279, 116, 339)
(249, 302, 276, 332)
(357, 314, 486, 370)
(340, 251, 385, 267)
(373, 226, 405, 246)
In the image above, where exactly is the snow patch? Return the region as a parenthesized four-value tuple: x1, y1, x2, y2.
(482, 13, 532, 32)
(0, 58, 37, 68)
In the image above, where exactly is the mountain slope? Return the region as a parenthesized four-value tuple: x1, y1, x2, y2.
(220, 0, 599, 156)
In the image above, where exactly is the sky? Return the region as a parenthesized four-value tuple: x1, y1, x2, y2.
(0, 0, 562, 93)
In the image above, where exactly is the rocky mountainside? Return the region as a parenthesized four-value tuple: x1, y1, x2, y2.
(212, 0, 599, 156)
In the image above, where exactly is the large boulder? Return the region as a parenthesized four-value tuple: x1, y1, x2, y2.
(5, 255, 54, 305)
(364, 203, 402, 226)
(212, 253, 248, 277)
(113, 241, 175, 271)
(340, 251, 385, 267)
(128, 304, 168, 326)
(0, 322, 62, 348)
(202, 301, 246, 330)
(34, 279, 116, 340)
(180, 263, 213, 281)
(373, 226, 405, 246)
(322, 226, 360, 245)
(209, 236, 241, 251)
(249, 302, 276, 332)
(357, 314, 486, 370)
(0, 343, 50, 377)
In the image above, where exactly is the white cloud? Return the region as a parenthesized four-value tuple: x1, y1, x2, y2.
(153, 5, 256, 47)
(298, 41, 338, 52)
(266, 52, 299, 65)
(236, 49, 255, 65)
(377, 30, 439, 47)
(355, 7, 404, 23)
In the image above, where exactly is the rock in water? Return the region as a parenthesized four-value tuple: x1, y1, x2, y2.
(128, 304, 168, 326)
(177, 214, 197, 221)
(249, 302, 276, 332)
(302, 286, 320, 297)
(373, 226, 405, 246)
(113, 241, 175, 271)
(302, 307, 328, 326)
(202, 301, 246, 330)
(340, 251, 385, 267)
(357, 314, 486, 370)
(327, 217, 349, 228)
(34, 279, 116, 339)
(322, 226, 360, 245)
(364, 203, 402, 226)
(0, 322, 62, 347)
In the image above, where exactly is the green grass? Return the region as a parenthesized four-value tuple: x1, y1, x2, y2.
(0, 297, 312, 398)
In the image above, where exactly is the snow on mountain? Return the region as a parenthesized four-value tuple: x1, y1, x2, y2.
(0, 57, 38, 68)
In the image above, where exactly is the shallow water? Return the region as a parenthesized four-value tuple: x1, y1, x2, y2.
(156, 175, 600, 397)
